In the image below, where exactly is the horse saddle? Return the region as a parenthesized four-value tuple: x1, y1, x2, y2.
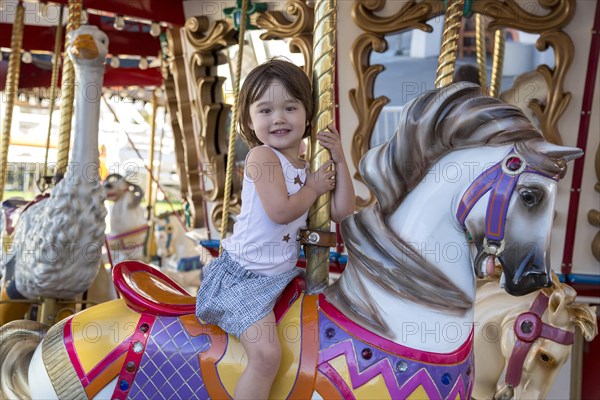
(2, 195, 49, 235)
(113, 261, 305, 320)
(113, 261, 196, 316)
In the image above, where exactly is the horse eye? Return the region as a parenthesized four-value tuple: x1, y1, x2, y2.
(539, 351, 554, 366)
(519, 187, 543, 208)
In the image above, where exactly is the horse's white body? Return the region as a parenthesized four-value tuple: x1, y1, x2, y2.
(334, 145, 558, 352)
(155, 214, 210, 292)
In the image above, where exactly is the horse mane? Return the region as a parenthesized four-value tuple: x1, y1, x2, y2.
(360, 82, 550, 213)
(543, 278, 598, 342)
(328, 83, 567, 334)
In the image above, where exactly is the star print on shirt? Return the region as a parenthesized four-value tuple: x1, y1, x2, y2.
(282, 234, 291, 242)
(294, 175, 303, 186)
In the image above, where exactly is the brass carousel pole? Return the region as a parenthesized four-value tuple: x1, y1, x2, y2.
(305, 0, 336, 294)
(0, 1, 25, 200)
(475, 13, 487, 90)
(220, 0, 249, 251)
(435, 0, 465, 88)
(54, 0, 82, 180)
(489, 29, 506, 98)
(145, 91, 159, 261)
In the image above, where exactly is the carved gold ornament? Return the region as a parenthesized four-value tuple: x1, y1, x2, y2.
(351, 0, 575, 206)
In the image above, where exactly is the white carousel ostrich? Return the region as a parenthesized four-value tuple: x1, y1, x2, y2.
(2, 26, 109, 299)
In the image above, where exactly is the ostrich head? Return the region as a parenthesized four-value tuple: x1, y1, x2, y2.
(67, 25, 108, 67)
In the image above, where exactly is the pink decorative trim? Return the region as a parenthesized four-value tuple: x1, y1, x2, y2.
(63, 317, 131, 386)
(111, 314, 156, 400)
(105, 225, 149, 241)
(319, 294, 473, 364)
(447, 375, 469, 400)
(113, 261, 195, 316)
(86, 339, 131, 382)
(64, 318, 86, 380)
(318, 362, 356, 399)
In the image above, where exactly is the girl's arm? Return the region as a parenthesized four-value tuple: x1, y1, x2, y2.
(317, 125, 356, 223)
(246, 146, 334, 225)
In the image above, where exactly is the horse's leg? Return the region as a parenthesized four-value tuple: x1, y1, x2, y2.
(235, 312, 281, 400)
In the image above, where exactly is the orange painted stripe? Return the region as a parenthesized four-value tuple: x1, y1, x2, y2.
(314, 370, 344, 400)
(288, 294, 319, 399)
(84, 353, 127, 399)
(180, 314, 231, 399)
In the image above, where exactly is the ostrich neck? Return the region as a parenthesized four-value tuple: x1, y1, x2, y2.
(71, 64, 104, 170)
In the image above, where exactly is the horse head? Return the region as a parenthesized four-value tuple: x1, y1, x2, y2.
(495, 278, 597, 399)
(103, 173, 144, 208)
(342, 82, 582, 326)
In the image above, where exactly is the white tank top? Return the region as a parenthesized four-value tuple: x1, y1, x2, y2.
(221, 146, 308, 276)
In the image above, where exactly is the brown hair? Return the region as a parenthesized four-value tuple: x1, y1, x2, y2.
(237, 58, 313, 148)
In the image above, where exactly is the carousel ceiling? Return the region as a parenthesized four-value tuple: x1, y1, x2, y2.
(0, 0, 188, 91)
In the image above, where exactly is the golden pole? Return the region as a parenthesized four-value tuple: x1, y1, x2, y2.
(490, 29, 506, 98)
(475, 13, 487, 89)
(145, 91, 158, 260)
(306, 0, 336, 294)
(0, 2, 25, 200)
(435, 0, 464, 89)
(219, 0, 249, 251)
(54, 0, 82, 180)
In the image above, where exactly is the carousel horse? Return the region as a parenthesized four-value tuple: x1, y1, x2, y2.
(154, 211, 209, 293)
(0, 26, 108, 318)
(473, 275, 597, 399)
(0, 83, 583, 399)
(103, 173, 148, 264)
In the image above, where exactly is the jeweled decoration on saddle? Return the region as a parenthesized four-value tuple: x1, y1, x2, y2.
(318, 295, 474, 399)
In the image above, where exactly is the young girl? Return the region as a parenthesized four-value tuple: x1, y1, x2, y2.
(196, 59, 355, 399)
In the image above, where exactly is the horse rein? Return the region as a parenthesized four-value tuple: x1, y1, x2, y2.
(504, 292, 575, 388)
(456, 149, 556, 277)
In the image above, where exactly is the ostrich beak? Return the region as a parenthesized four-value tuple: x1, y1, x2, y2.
(71, 34, 99, 59)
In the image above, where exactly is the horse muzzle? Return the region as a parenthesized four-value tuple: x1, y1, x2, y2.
(500, 249, 552, 296)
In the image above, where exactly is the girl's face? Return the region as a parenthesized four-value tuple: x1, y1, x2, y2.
(248, 79, 308, 154)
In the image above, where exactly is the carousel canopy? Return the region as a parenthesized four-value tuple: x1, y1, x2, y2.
(0, 0, 187, 91)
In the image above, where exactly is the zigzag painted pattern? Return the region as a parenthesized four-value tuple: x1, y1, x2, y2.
(318, 340, 470, 399)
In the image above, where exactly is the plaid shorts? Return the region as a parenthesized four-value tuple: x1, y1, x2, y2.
(195, 251, 301, 337)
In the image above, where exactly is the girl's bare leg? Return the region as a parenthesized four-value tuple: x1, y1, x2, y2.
(234, 312, 280, 400)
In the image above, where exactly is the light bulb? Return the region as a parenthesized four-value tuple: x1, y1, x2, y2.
(38, 3, 48, 19)
(138, 57, 148, 70)
(150, 21, 161, 37)
(114, 15, 125, 31)
(22, 51, 33, 64)
(110, 56, 120, 68)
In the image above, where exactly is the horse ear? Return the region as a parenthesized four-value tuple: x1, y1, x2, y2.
(528, 140, 583, 162)
(548, 289, 571, 327)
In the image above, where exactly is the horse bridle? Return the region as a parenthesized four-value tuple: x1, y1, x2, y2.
(456, 149, 557, 277)
(504, 292, 575, 388)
